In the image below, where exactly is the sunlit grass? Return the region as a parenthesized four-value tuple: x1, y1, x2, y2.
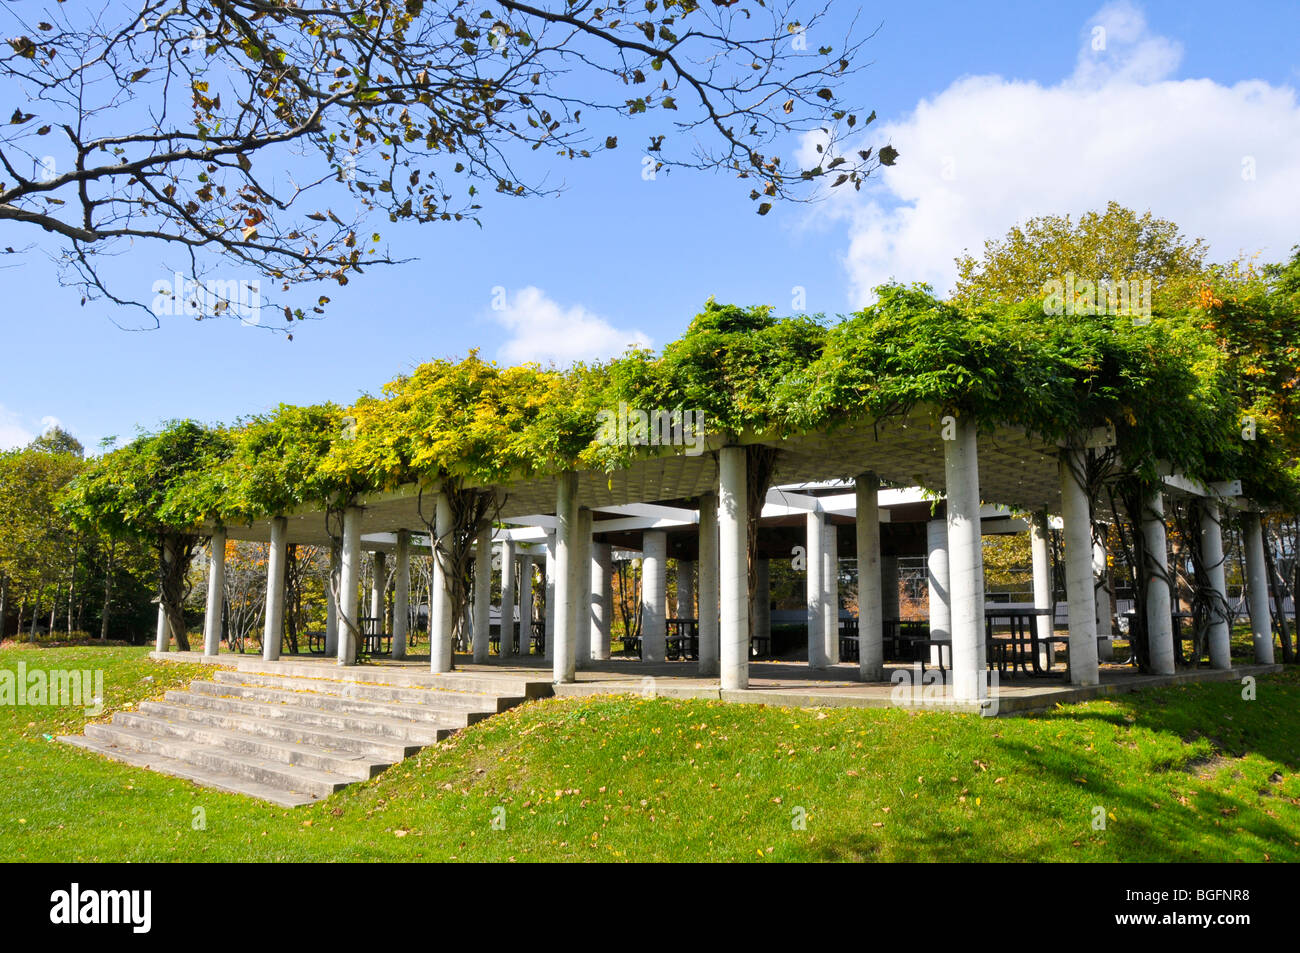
(2, 644, 1296, 862)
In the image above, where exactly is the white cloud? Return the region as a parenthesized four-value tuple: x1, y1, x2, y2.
(822, 1, 1300, 305)
(0, 407, 34, 450)
(0, 409, 80, 450)
(489, 286, 652, 365)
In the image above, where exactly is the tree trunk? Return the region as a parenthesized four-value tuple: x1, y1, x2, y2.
(100, 538, 115, 641)
(66, 540, 78, 634)
(284, 543, 301, 655)
(0, 574, 6, 639)
(159, 534, 195, 652)
(1261, 527, 1294, 663)
(29, 583, 40, 642)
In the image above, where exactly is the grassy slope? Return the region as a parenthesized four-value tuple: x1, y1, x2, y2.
(1, 644, 1297, 862)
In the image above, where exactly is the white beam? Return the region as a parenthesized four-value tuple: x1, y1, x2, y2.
(430, 492, 455, 673)
(202, 527, 226, 657)
(591, 542, 612, 661)
(498, 537, 516, 658)
(553, 473, 578, 682)
(473, 521, 492, 664)
(698, 492, 720, 677)
(1060, 452, 1100, 685)
(1143, 489, 1176, 676)
(856, 475, 884, 681)
(337, 506, 362, 665)
(718, 448, 749, 690)
(806, 511, 828, 669)
(1200, 502, 1230, 669)
(392, 530, 410, 660)
(946, 417, 988, 702)
(1243, 512, 1274, 664)
(641, 529, 668, 662)
(262, 516, 288, 662)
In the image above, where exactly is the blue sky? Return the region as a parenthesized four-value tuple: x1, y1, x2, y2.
(2, 0, 1298, 451)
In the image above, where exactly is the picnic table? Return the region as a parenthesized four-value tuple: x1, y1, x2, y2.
(1120, 610, 1200, 664)
(984, 602, 1064, 677)
(666, 618, 699, 660)
(839, 618, 933, 664)
(356, 616, 390, 657)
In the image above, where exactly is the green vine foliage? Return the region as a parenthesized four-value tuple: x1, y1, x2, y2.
(59, 420, 232, 539)
(63, 283, 1300, 537)
(209, 403, 351, 522)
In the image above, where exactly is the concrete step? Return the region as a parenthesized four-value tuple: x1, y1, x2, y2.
(83, 722, 353, 798)
(163, 689, 456, 743)
(143, 697, 439, 754)
(223, 656, 552, 698)
(60, 734, 319, 808)
(194, 677, 493, 727)
(109, 710, 388, 781)
(63, 659, 538, 805)
(212, 668, 522, 712)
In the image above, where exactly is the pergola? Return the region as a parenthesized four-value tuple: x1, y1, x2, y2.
(172, 404, 1277, 704)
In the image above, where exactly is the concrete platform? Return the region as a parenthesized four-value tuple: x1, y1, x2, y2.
(149, 651, 1282, 717)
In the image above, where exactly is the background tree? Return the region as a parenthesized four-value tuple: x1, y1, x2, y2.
(953, 201, 1209, 308)
(0, 428, 85, 639)
(1, 0, 887, 329)
(60, 420, 231, 650)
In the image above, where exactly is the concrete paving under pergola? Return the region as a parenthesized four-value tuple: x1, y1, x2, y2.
(171, 404, 1279, 706)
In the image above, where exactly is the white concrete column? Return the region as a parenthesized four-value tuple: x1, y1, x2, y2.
(881, 555, 900, 622)
(751, 557, 771, 650)
(1030, 513, 1053, 648)
(806, 511, 828, 668)
(337, 505, 362, 665)
(392, 530, 410, 660)
(544, 531, 557, 662)
(498, 537, 516, 657)
(718, 447, 749, 690)
(518, 555, 535, 657)
(591, 542, 612, 661)
(1200, 502, 1231, 669)
(856, 475, 884, 681)
(676, 560, 695, 619)
(641, 529, 668, 662)
(573, 508, 593, 669)
(1142, 488, 1176, 676)
(203, 527, 227, 657)
(1093, 530, 1113, 662)
(369, 550, 387, 634)
(325, 541, 340, 656)
(1243, 511, 1274, 664)
(553, 473, 579, 682)
(154, 602, 170, 653)
(473, 522, 492, 664)
(430, 491, 455, 673)
(926, 518, 951, 666)
(822, 520, 840, 664)
(945, 416, 987, 702)
(262, 516, 288, 661)
(698, 491, 720, 676)
(1059, 452, 1100, 685)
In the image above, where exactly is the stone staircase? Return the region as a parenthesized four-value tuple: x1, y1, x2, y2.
(60, 659, 552, 807)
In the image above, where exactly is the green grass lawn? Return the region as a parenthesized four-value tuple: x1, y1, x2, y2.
(2, 643, 1297, 862)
